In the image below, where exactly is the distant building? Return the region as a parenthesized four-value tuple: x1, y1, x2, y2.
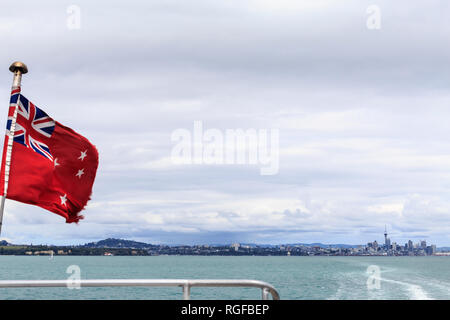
(384, 226, 390, 249)
(426, 245, 436, 256)
(231, 243, 240, 251)
(391, 242, 397, 251)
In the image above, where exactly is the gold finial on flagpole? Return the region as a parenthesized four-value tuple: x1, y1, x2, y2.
(9, 61, 28, 74)
(8, 61, 27, 89)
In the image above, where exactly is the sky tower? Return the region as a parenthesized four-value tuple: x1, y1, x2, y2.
(384, 225, 390, 249)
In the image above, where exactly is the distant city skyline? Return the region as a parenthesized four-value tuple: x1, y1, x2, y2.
(4, 226, 446, 250)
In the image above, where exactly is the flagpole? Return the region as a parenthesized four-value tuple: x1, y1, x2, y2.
(0, 61, 28, 238)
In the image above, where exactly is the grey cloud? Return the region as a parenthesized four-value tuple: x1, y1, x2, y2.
(0, 1, 450, 246)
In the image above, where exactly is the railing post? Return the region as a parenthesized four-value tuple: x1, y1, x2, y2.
(262, 287, 270, 300)
(182, 284, 191, 300)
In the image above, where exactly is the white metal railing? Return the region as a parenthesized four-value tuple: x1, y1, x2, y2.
(0, 279, 280, 300)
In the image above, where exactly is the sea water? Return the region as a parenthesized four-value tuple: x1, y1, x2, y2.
(0, 256, 448, 300)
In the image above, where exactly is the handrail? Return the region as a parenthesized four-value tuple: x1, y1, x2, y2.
(0, 279, 280, 300)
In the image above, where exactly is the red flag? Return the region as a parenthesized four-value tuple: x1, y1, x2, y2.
(0, 88, 98, 223)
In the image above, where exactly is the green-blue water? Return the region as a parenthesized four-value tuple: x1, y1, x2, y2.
(0, 256, 449, 300)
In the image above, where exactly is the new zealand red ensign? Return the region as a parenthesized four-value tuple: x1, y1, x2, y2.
(0, 87, 99, 223)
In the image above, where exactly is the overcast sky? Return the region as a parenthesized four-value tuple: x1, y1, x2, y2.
(1, 0, 450, 246)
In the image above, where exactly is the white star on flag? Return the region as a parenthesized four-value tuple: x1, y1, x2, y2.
(78, 150, 87, 161)
(54, 158, 60, 167)
(60, 194, 67, 206)
(76, 168, 85, 178)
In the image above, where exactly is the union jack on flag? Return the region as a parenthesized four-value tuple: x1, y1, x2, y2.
(6, 89, 55, 161)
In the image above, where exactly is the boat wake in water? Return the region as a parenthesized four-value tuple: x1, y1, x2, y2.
(379, 278, 432, 300)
